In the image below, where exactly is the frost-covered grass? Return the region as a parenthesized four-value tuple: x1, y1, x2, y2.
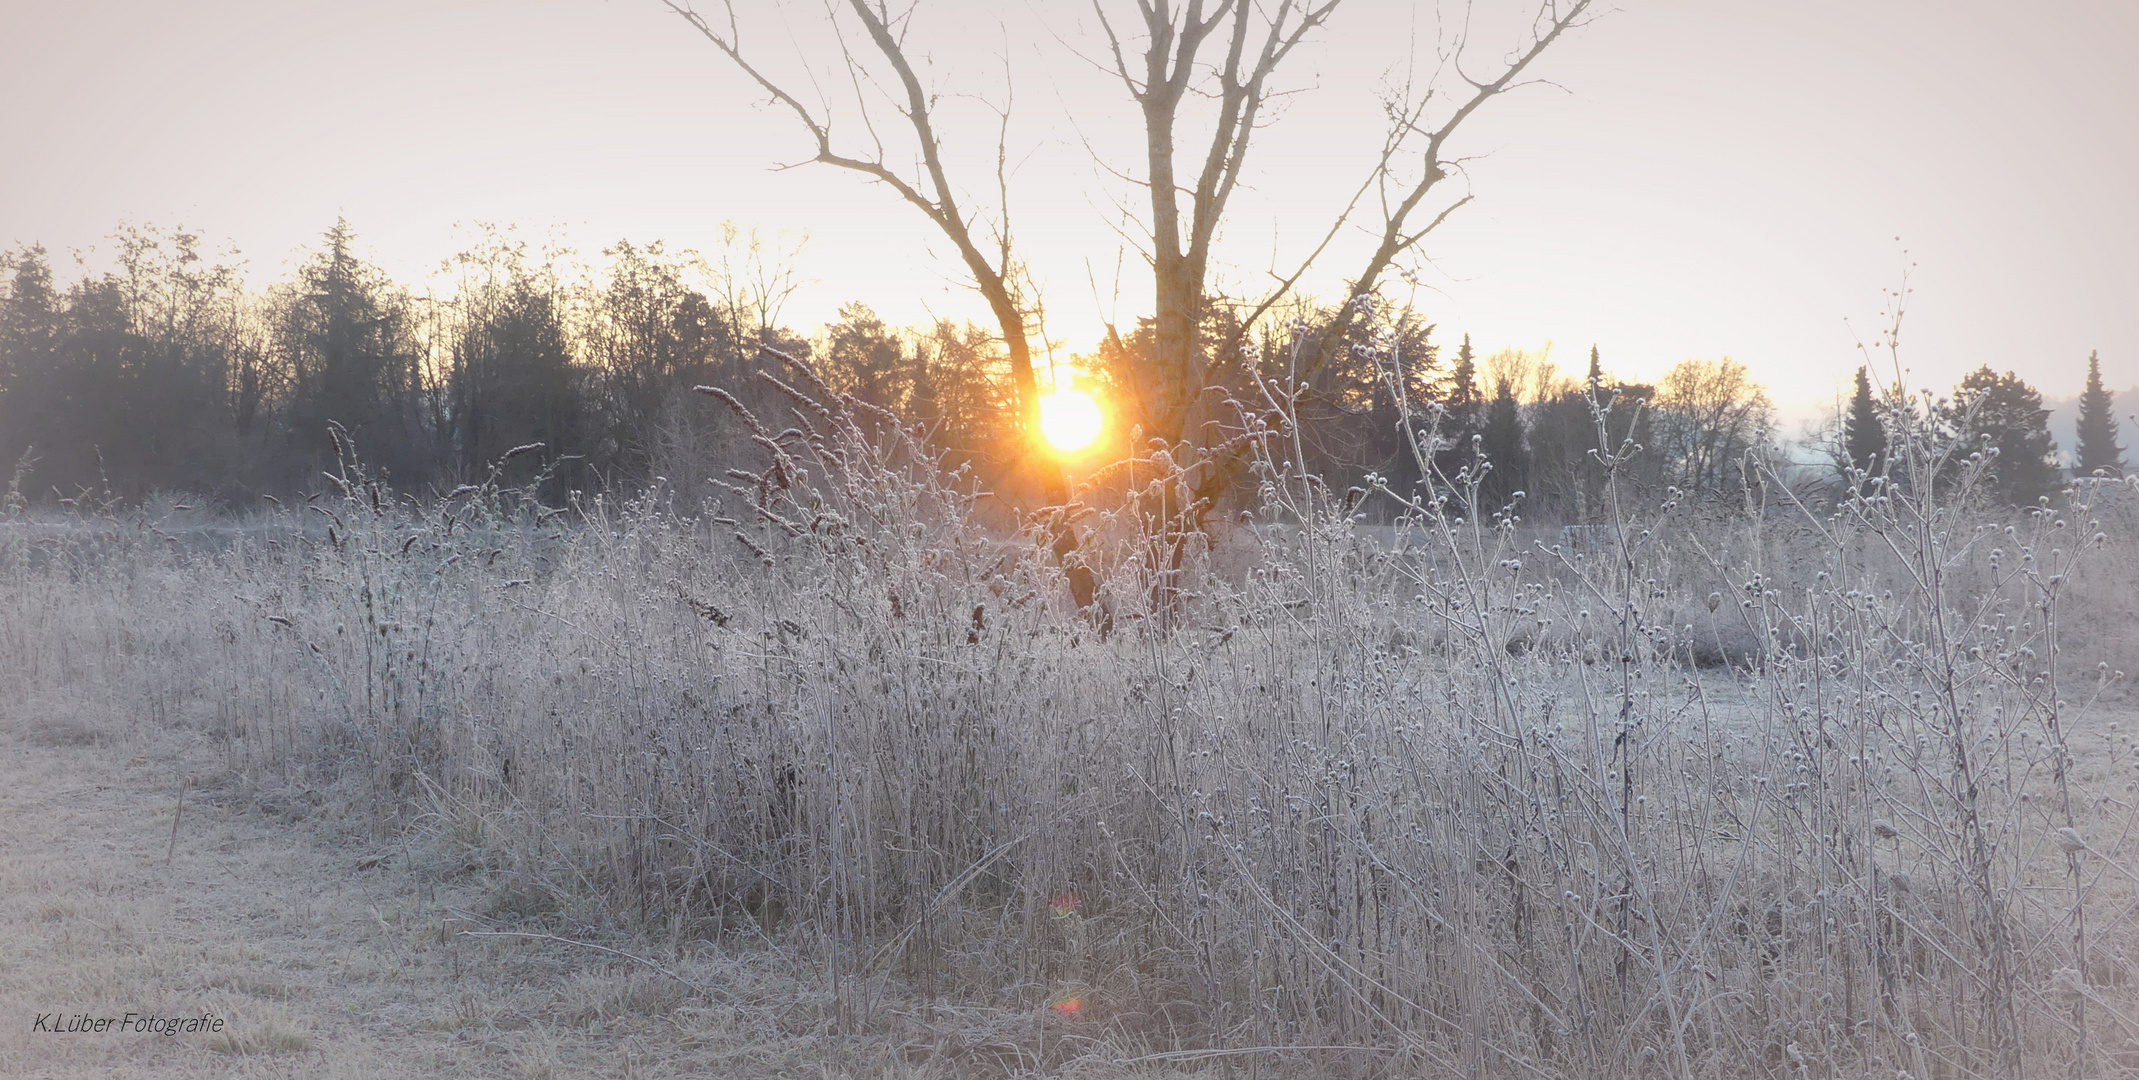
(7, 382, 2139, 1079)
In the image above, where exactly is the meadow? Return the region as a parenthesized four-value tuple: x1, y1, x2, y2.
(6, 372, 2139, 1080)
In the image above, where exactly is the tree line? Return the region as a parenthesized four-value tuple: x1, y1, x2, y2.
(0, 221, 803, 504)
(0, 220, 2114, 517)
(1839, 351, 2122, 509)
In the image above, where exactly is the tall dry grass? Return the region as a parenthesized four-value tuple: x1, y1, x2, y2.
(5, 357, 2139, 1079)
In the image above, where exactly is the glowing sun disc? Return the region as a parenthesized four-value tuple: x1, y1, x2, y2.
(1038, 387, 1104, 454)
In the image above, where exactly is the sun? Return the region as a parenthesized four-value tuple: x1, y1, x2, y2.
(1038, 386, 1104, 454)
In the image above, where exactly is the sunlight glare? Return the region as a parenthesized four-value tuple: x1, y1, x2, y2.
(1038, 387, 1104, 454)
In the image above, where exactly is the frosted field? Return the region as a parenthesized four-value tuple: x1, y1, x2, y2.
(6, 424, 2139, 1079)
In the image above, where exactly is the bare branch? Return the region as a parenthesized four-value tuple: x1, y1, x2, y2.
(663, 1, 833, 156)
(1304, 0, 1594, 373)
(1207, 145, 1386, 386)
(1090, 1, 1146, 98)
(667, 0, 1046, 471)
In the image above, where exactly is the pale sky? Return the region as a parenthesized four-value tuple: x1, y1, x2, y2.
(2, 0, 2134, 424)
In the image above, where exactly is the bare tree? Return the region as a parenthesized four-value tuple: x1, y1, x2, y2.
(705, 221, 808, 356)
(1090, 1, 1594, 467)
(667, 0, 1598, 515)
(1482, 345, 1571, 408)
(1652, 356, 1776, 497)
(663, 1, 1044, 462)
(1088, 0, 1340, 443)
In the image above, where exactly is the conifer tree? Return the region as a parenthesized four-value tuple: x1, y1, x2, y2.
(0, 248, 60, 473)
(1477, 377, 1529, 510)
(1446, 334, 1480, 413)
(285, 220, 426, 481)
(1434, 333, 1482, 485)
(1944, 366, 2058, 507)
(450, 277, 584, 485)
(1578, 344, 1604, 519)
(2076, 350, 2122, 476)
(1842, 365, 1886, 479)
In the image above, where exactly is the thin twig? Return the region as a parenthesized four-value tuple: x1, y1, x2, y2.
(456, 930, 710, 996)
(165, 778, 188, 865)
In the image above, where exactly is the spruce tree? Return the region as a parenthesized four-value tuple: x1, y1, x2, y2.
(1842, 365, 1886, 478)
(1477, 377, 1529, 510)
(1446, 333, 1480, 412)
(1434, 333, 1482, 485)
(1579, 344, 1605, 520)
(0, 248, 61, 476)
(286, 220, 425, 481)
(2076, 350, 2122, 476)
